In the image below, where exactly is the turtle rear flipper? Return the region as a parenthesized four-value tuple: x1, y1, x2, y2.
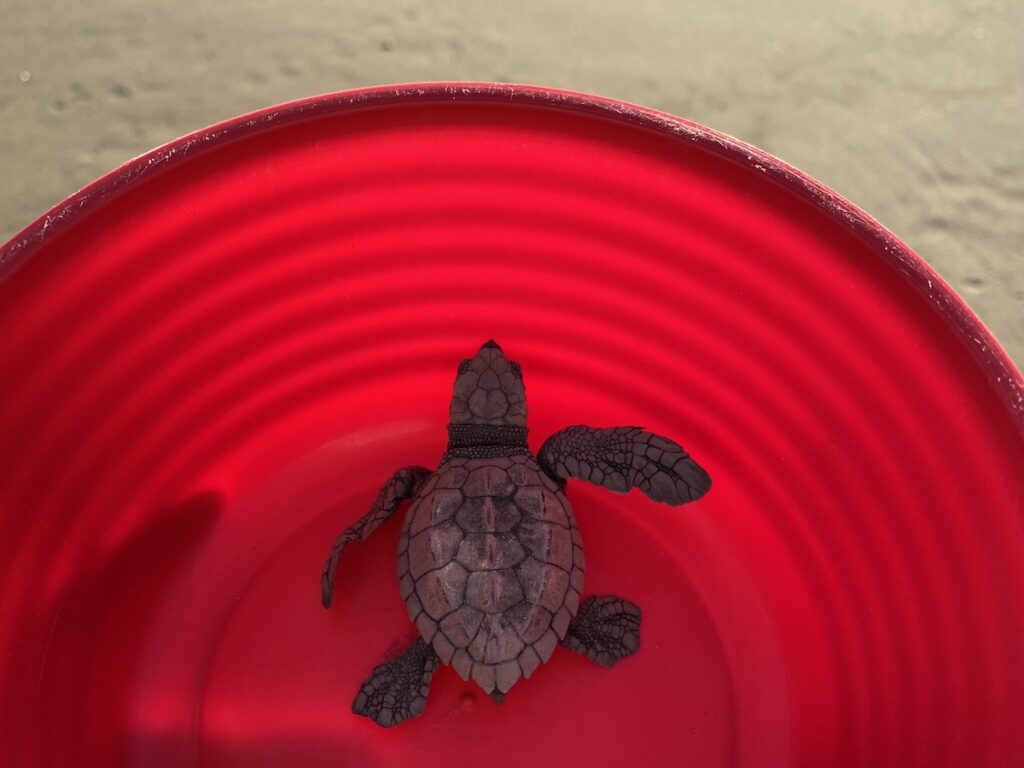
(353, 637, 439, 728)
(538, 425, 710, 505)
(562, 595, 641, 668)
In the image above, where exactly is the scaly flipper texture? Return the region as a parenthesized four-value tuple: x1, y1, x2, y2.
(562, 595, 641, 668)
(353, 637, 439, 727)
(321, 466, 432, 608)
(538, 425, 711, 505)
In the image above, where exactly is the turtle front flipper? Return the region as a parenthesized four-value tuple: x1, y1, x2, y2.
(537, 426, 711, 505)
(562, 595, 641, 668)
(321, 466, 432, 608)
(353, 636, 439, 728)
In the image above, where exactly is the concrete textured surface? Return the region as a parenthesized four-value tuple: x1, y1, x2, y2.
(1, 0, 1021, 365)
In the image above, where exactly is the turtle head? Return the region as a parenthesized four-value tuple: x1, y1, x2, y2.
(449, 340, 527, 426)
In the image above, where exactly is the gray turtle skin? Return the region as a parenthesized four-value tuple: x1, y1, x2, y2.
(322, 340, 711, 727)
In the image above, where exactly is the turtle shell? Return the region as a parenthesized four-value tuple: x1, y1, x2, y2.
(397, 454, 584, 699)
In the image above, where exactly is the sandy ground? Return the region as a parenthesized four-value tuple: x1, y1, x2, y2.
(1, 0, 1021, 365)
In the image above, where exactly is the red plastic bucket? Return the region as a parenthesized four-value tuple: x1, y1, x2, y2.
(1, 83, 1022, 767)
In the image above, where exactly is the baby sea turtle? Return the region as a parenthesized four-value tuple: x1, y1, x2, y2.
(322, 340, 711, 727)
